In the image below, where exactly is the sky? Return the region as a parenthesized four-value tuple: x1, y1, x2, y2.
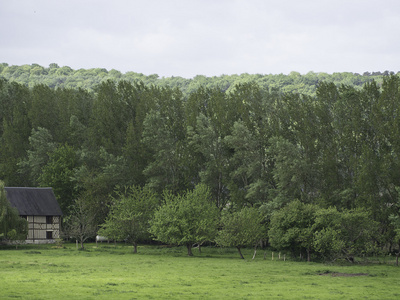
(1, 0, 400, 78)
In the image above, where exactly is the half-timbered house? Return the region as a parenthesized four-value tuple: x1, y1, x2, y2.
(4, 187, 63, 243)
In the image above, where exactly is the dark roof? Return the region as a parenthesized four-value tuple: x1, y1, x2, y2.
(4, 187, 63, 216)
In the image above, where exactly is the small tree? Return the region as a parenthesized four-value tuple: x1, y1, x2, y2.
(150, 184, 219, 256)
(268, 200, 318, 261)
(98, 185, 159, 253)
(0, 181, 28, 245)
(269, 200, 378, 262)
(65, 197, 98, 250)
(313, 207, 379, 262)
(216, 207, 265, 259)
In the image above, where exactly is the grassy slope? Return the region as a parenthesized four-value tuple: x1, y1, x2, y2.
(0, 243, 399, 299)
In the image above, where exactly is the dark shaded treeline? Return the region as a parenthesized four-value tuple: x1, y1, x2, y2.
(1, 75, 400, 257)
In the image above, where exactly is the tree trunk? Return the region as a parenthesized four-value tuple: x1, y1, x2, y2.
(133, 241, 138, 253)
(237, 246, 245, 259)
(397, 241, 400, 267)
(187, 244, 193, 256)
(80, 239, 84, 250)
(307, 248, 311, 262)
(252, 244, 258, 260)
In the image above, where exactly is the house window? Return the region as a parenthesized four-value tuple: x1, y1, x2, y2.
(46, 231, 53, 239)
(46, 216, 53, 224)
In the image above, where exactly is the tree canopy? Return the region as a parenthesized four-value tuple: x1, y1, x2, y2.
(1, 63, 396, 97)
(150, 184, 219, 256)
(99, 185, 159, 253)
(216, 207, 265, 259)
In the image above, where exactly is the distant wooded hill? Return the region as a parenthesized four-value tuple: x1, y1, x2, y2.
(0, 63, 397, 96)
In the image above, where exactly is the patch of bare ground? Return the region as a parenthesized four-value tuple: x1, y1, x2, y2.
(320, 272, 369, 277)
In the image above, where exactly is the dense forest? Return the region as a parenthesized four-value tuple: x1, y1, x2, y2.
(1, 64, 400, 261)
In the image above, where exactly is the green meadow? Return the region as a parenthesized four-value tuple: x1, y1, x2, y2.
(1, 243, 399, 299)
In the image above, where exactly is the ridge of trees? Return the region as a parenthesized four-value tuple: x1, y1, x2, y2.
(0, 62, 397, 97)
(2, 69, 400, 261)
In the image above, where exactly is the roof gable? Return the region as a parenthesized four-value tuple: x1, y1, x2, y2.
(4, 187, 63, 216)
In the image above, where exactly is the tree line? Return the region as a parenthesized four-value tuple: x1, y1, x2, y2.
(1, 63, 397, 97)
(1, 74, 400, 262)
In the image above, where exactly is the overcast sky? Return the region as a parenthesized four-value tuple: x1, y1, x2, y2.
(1, 0, 400, 78)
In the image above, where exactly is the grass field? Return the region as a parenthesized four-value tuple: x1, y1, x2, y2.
(1, 243, 399, 299)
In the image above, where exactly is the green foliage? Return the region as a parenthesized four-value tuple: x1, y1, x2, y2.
(142, 110, 186, 193)
(150, 184, 219, 256)
(269, 137, 308, 203)
(99, 185, 159, 252)
(0, 181, 28, 242)
(17, 127, 57, 185)
(225, 120, 271, 207)
(216, 207, 265, 259)
(187, 112, 229, 208)
(390, 215, 400, 245)
(0, 79, 31, 186)
(38, 144, 78, 215)
(313, 207, 379, 261)
(268, 200, 319, 261)
(269, 201, 379, 262)
(1, 63, 393, 96)
(88, 80, 129, 155)
(389, 187, 400, 264)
